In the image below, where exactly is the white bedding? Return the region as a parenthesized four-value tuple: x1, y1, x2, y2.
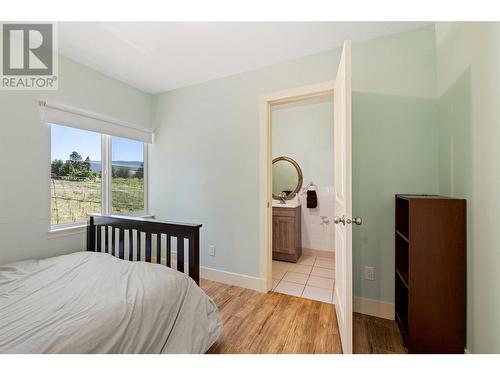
(0, 251, 222, 353)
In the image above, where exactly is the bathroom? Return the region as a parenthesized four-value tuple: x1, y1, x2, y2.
(271, 94, 335, 303)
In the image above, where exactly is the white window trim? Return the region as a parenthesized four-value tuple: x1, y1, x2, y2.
(49, 133, 149, 236)
(48, 213, 155, 239)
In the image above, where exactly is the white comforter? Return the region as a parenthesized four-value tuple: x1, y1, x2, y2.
(0, 252, 222, 353)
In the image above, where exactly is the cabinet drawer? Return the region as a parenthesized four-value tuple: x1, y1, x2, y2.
(272, 207, 296, 217)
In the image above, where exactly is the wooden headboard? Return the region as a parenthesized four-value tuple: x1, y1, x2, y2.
(87, 214, 202, 284)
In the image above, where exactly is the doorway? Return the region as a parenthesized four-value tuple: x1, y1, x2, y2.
(259, 38, 353, 355)
(269, 93, 335, 303)
(259, 80, 335, 299)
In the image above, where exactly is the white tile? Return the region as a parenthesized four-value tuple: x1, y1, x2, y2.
(311, 266, 335, 279)
(272, 279, 280, 290)
(274, 281, 305, 297)
(315, 259, 334, 270)
(288, 264, 313, 275)
(302, 286, 333, 303)
(272, 268, 286, 280)
(282, 271, 309, 284)
(316, 256, 334, 263)
(297, 255, 315, 266)
(307, 275, 334, 290)
(273, 260, 292, 271)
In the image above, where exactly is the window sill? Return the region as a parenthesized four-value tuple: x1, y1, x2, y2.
(48, 214, 155, 239)
(48, 223, 87, 239)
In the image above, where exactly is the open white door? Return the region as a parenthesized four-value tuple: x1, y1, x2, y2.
(333, 40, 357, 354)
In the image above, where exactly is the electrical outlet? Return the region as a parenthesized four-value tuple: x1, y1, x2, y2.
(364, 266, 375, 281)
(209, 245, 215, 257)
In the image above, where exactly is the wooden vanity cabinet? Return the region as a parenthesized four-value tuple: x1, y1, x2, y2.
(272, 206, 302, 262)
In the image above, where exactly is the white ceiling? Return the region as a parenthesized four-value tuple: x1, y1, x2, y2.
(59, 22, 431, 94)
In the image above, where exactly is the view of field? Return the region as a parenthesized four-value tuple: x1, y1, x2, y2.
(50, 141, 145, 225)
(50, 177, 144, 225)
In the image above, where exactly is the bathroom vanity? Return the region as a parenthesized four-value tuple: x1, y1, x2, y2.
(271, 156, 303, 262)
(272, 204, 302, 262)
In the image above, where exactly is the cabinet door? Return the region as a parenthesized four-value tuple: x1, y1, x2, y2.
(272, 215, 279, 253)
(274, 216, 295, 255)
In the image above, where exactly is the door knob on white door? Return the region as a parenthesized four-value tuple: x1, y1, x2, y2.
(347, 217, 362, 225)
(334, 215, 362, 225)
(334, 215, 346, 225)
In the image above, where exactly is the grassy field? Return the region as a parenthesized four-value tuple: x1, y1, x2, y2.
(51, 178, 144, 225)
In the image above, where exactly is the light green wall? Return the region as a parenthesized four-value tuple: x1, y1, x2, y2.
(272, 98, 334, 189)
(150, 26, 438, 285)
(351, 25, 439, 304)
(150, 49, 341, 277)
(352, 93, 439, 302)
(0, 56, 151, 265)
(435, 22, 500, 353)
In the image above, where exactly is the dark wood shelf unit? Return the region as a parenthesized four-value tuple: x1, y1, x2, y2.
(395, 230, 409, 243)
(395, 194, 466, 354)
(396, 269, 408, 289)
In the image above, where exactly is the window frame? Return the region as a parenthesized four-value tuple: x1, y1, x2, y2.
(49, 129, 148, 234)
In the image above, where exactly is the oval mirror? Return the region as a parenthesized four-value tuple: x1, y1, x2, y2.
(272, 156, 303, 200)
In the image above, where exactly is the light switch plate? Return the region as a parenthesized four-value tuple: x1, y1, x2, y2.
(209, 245, 215, 257)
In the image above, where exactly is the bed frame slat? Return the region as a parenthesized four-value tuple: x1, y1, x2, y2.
(119, 229, 125, 260)
(177, 237, 184, 273)
(96, 225, 101, 252)
(157, 234, 161, 264)
(105, 226, 109, 253)
(111, 228, 116, 256)
(145, 233, 152, 262)
(166, 235, 171, 267)
(137, 232, 142, 261)
(128, 230, 133, 261)
(87, 215, 202, 284)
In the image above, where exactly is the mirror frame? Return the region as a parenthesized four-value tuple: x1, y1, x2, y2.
(272, 156, 303, 200)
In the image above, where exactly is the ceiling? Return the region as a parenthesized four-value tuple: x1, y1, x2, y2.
(59, 22, 431, 94)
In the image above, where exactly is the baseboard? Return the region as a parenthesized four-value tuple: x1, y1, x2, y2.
(302, 247, 334, 258)
(200, 266, 267, 293)
(354, 296, 395, 320)
(150, 257, 267, 293)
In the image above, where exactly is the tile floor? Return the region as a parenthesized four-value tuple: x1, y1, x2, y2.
(272, 255, 335, 304)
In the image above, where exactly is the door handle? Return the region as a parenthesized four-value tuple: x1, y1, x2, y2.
(334, 215, 346, 225)
(334, 215, 362, 226)
(347, 217, 362, 225)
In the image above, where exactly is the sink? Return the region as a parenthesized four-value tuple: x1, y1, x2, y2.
(272, 199, 301, 208)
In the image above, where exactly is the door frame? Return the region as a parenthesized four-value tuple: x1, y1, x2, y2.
(258, 80, 335, 291)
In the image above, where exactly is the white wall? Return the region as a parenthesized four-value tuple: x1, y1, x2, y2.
(0, 55, 151, 265)
(272, 97, 334, 252)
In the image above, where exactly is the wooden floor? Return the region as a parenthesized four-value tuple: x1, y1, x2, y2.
(201, 279, 407, 354)
(353, 313, 407, 354)
(201, 279, 342, 353)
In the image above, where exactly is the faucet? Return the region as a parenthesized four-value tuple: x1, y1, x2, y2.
(279, 192, 287, 204)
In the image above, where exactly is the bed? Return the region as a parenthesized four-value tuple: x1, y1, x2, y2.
(0, 215, 222, 354)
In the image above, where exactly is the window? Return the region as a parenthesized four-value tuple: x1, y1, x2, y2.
(50, 124, 147, 229)
(51, 125, 102, 225)
(112, 137, 145, 213)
